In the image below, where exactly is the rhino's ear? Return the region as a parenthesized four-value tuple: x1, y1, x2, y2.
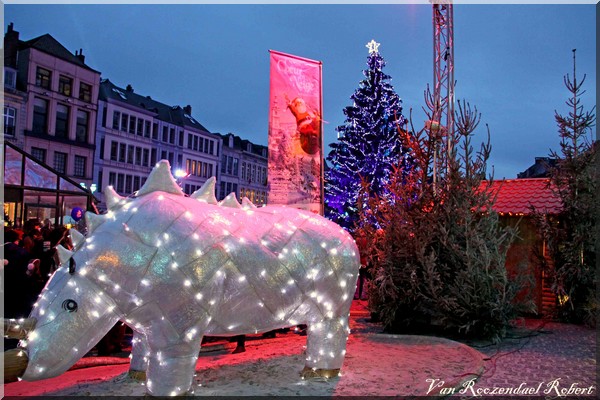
(56, 245, 74, 266)
(191, 177, 218, 204)
(85, 211, 105, 234)
(242, 197, 257, 209)
(137, 160, 185, 197)
(105, 186, 128, 211)
(69, 228, 85, 249)
(219, 192, 242, 208)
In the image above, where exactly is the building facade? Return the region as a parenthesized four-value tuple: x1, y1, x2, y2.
(94, 79, 222, 205)
(218, 133, 268, 205)
(4, 23, 101, 189)
(4, 24, 270, 219)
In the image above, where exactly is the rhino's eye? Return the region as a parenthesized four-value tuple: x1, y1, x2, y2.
(62, 299, 78, 312)
(68, 258, 76, 275)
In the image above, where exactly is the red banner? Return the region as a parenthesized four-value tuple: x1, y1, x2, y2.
(267, 50, 323, 214)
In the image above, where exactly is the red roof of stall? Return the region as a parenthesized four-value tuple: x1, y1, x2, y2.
(480, 178, 562, 216)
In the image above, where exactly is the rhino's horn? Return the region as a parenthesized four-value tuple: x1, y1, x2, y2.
(137, 160, 185, 197)
(190, 177, 218, 204)
(56, 245, 74, 266)
(85, 211, 105, 234)
(220, 192, 242, 208)
(105, 185, 127, 210)
(242, 197, 257, 209)
(69, 228, 85, 249)
(4, 318, 37, 339)
(4, 348, 28, 383)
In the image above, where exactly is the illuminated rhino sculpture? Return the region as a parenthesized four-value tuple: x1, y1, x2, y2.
(4, 160, 360, 396)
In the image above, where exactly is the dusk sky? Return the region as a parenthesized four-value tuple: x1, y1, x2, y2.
(5, 2, 596, 179)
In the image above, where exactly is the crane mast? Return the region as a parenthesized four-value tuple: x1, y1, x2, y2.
(430, 1, 455, 179)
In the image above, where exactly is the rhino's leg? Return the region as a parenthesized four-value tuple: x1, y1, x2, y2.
(128, 331, 149, 381)
(302, 314, 351, 379)
(145, 340, 202, 397)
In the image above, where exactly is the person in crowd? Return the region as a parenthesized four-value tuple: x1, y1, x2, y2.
(4, 228, 44, 350)
(354, 230, 371, 300)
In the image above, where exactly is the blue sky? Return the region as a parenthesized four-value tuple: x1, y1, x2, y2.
(4, 3, 596, 179)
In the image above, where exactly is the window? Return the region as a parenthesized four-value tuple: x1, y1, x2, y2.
(187, 134, 193, 149)
(117, 173, 124, 193)
(110, 141, 118, 161)
(58, 75, 72, 96)
(151, 148, 157, 166)
(199, 137, 204, 152)
(204, 139, 209, 153)
(169, 128, 175, 144)
(162, 126, 168, 142)
(178, 131, 184, 147)
(4, 68, 16, 89)
(31, 147, 46, 163)
(144, 121, 151, 138)
(4, 106, 16, 136)
(152, 123, 158, 140)
(113, 111, 121, 130)
(99, 138, 105, 160)
(133, 176, 140, 192)
(119, 143, 126, 162)
(233, 158, 239, 176)
(54, 152, 67, 174)
(161, 150, 167, 161)
(241, 162, 246, 180)
(135, 147, 142, 165)
(74, 155, 86, 178)
(143, 149, 149, 167)
(227, 156, 233, 175)
(33, 97, 48, 134)
(209, 141, 214, 155)
(194, 136, 199, 151)
(129, 116, 136, 134)
(79, 82, 92, 102)
(137, 119, 144, 136)
(76, 110, 89, 143)
(36, 67, 51, 89)
(125, 175, 132, 194)
(208, 164, 213, 177)
(109, 172, 116, 187)
(121, 113, 128, 132)
(127, 145, 134, 164)
(55, 104, 69, 139)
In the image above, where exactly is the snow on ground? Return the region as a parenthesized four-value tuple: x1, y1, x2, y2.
(3, 302, 482, 397)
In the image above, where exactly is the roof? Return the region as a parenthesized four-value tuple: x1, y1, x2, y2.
(217, 132, 268, 157)
(19, 34, 100, 73)
(99, 79, 211, 133)
(480, 178, 562, 216)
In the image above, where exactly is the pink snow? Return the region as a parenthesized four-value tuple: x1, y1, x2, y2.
(3, 301, 482, 397)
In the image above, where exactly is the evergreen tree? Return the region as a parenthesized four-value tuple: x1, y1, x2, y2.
(357, 93, 531, 342)
(325, 41, 409, 231)
(535, 50, 597, 325)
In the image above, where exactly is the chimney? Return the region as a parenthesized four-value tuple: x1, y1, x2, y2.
(126, 84, 134, 93)
(75, 48, 85, 63)
(183, 104, 192, 115)
(4, 23, 20, 68)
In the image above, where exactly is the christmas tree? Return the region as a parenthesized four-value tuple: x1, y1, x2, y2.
(325, 40, 410, 231)
(534, 50, 597, 325)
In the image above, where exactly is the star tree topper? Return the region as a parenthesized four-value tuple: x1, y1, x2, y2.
(366, 39, 380, 54)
